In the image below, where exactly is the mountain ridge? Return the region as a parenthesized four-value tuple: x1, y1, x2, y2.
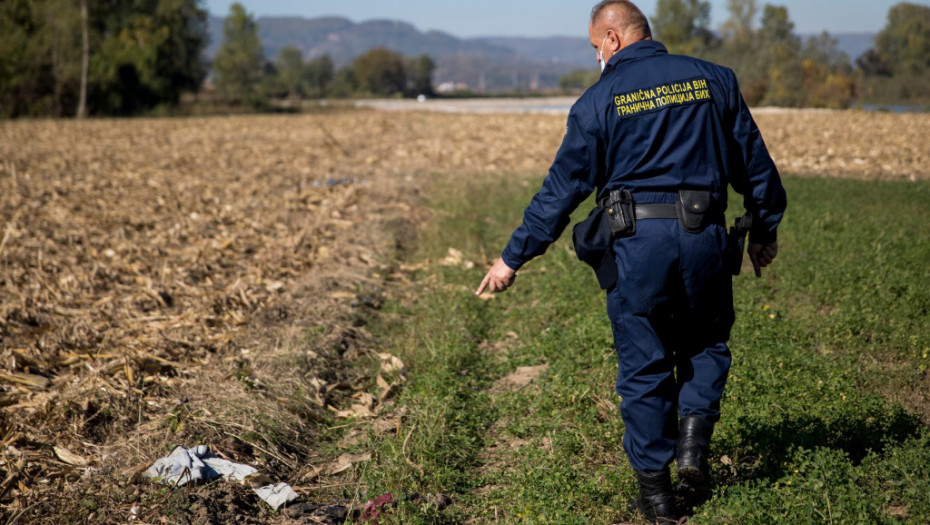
(205, 15, 876, 92)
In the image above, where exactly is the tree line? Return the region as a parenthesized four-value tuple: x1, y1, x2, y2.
(0, 1, 434, 117)
(563, 0, 930, 109)
(0, 0, 207, 117)
(1, 0, 928, 117)
(210, 4, 435, 108)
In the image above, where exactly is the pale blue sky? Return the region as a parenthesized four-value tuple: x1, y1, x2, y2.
(204, 0, 920, 37)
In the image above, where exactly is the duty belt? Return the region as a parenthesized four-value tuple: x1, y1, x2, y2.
(599, 189, 726, 237)
(633, 203, 678, 219)
(633, 203, 726, 226)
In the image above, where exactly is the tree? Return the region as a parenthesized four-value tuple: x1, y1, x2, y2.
(405, 54, 435, 96)
(800, 33, 855, 108)
(0, 0, 208, 117)
(153, 0, 209, 104)
(857, 3, 930, 103)
(856, 49, 892, 77)
(758, 4, 802, 106)
(719, 0, 757, 45)
(0, 0, 50, 117)
(304, 55, 334, 97)
(874, 2, 930, 76)
(714, 0, 764, 103)
(558, 69, 602, 92)
(42, 0, 83, 116)
(90, 0, 208, 114)
(276, 46, 305, 98)
(651, 0, 717, 55)
(77, 0, 89, 118)
(212, 3, 263, 104)
(82, 0, 208, 114)
(328, 66, 358, 98)
(352, 48, 406, 96)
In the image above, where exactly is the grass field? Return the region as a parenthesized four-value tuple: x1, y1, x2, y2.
(355, 173, 930, 523)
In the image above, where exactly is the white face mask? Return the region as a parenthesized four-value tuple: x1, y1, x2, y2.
(598, 34, 609, 72)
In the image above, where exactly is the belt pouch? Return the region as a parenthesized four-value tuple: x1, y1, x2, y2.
(677, 190, 712, 233)
(572, 207, 618, 290)
(604, 189, 636, 237)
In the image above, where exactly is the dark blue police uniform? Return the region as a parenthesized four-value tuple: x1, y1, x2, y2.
(500, 40, 787, 472)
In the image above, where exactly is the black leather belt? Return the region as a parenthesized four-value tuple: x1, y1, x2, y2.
(635, 203, 678, 219)
(634, 203, 726, 225)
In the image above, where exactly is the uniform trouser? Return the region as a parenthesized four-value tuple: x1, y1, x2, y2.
(606, 216, 734, 472)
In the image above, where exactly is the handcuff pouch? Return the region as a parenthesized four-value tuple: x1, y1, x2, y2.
(677, 190, 713, 233)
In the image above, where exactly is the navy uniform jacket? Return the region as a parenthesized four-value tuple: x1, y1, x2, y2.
(501, 40, 787, 271)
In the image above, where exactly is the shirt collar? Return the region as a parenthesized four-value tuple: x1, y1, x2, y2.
(605, 40, 668, 71)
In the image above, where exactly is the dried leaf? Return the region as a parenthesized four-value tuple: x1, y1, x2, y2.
(328, 452, 372, 475)
(378, 353, 405, 375)
(354, 392, 376, 409)
(242, 472, 275, 488)
(371, 417, 400, 435)
(53, 446, 88, 467)
(491, 364, 550, 393)
(300, 465, 325, 483)
(398, 262, 427, 272)
(0, 372, 50, 390)
(336, 404, 373, 419)
(439, 248, 464, 267)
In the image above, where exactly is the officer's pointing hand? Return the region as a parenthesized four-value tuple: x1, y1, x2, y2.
(476, 257, 517, 295)
(748, 242, 778, 278)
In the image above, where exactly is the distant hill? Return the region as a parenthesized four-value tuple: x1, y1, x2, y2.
(204, 15, 877, 91)
(475, 36, 596, 67)
(817, 32, 876, 63)
(205, 16, 593, 91)
(479, 33, 880, 66)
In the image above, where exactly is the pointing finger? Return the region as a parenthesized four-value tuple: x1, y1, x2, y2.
(476, 273, 490, 296)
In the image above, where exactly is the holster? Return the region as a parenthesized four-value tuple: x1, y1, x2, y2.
(572, 206, 618, 290)
(726, 214, 753, 275)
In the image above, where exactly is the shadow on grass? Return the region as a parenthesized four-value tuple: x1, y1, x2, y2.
(718, 403, 922, 485)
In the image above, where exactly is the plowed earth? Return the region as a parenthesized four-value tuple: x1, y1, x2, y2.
(1, 108, 927, 522)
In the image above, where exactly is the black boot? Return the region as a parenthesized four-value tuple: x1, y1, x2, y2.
(633, 468, 679, 523)
(677, 415, 714, 495)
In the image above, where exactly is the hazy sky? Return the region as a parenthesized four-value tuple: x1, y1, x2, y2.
(203, 0, 917, 37)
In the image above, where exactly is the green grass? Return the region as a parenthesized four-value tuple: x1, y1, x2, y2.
(358, 174, 930, 524)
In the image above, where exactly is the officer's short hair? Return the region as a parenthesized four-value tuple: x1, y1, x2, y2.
(590, 0, 652, 39)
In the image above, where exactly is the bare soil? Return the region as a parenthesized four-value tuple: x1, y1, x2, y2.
(1, 108, 927, 523)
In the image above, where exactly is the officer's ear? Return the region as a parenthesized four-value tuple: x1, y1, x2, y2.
(607, 29, 622, 54)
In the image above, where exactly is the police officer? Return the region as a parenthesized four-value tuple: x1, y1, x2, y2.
(476, 1, 786, 522)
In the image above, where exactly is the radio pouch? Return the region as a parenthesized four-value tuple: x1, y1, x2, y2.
(602, 189, 636, 238)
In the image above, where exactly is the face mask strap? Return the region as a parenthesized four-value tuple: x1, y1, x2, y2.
(598, 33, 610, 72)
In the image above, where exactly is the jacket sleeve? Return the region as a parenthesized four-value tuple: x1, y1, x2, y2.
(724, 69, 787, 244)
(501, 107, 601, 270)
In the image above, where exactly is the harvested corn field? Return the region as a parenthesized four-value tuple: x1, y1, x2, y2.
(1, 108, 928, 522)
(752, 108, 929, 181)
(0, 111, 565, 523)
